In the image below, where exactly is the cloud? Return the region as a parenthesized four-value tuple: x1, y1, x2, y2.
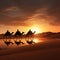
(0, 0, 60, 26)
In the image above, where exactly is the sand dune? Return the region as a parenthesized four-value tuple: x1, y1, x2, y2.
(0, 40, 60, 60)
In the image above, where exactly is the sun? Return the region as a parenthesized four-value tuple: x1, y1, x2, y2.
(30, 25, 41, 34)
(31, 27, 40, 34)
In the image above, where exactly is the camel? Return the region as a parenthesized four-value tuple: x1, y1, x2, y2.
(14, 29, 24, 45)
(14, 29, 24, 38)
(4, 30, 14, 39)
(26, 30, 36, 44)
(3, 30, 14, 46)
(26, 30, 36, 37)
(4, 30, 14, 38)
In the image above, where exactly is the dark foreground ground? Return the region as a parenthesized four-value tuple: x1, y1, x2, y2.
(0, 39, 60, 60)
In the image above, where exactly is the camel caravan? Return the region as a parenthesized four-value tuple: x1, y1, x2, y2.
(3, 29, 36, 46)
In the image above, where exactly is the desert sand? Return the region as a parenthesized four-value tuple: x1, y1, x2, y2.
(0, 39, 60, 60)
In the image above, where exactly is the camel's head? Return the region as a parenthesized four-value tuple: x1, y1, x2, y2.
(11, 32, 14, 35)
(22, 32, 24, 35)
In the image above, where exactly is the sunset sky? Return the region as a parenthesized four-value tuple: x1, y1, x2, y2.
(0, 0, 60, 34)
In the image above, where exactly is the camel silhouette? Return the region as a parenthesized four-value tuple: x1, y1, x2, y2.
(3, 30, 14, 46)
(4, 40, 14, 46)
(26, 30, 36, 44)
(4, 30, 14, 38)
(14, 29, 24, 38)
(14, 29, 24, 45)
(26, 40, 35, 44)
(15, 40, 24, 46)
(26, 30, 36, 37)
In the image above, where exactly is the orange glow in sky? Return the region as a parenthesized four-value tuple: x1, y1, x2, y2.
(30, 25, 42, 34)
